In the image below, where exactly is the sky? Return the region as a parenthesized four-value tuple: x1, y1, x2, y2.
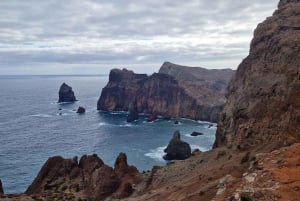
(0, 0, 279, 75)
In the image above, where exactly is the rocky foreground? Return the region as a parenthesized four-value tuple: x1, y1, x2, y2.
(1, 0, 299, 200)
(97, 62, 234, 123)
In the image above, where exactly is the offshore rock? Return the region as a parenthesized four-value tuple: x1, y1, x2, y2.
(98, 65, 234, 122)
(214, 0, 300, 150)
(76, 106, 85, 114)
(58, 83, 76, 103)
(163, 130, 191, 160)
(127, 100, 139, 122)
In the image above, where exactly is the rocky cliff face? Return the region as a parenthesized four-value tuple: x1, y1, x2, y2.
(214, 0, 300, 150)
(159, 62, 233, 107)
(97, 64, 234, 123)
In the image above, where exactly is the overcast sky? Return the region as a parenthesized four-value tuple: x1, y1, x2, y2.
(0, 0, 279, 75)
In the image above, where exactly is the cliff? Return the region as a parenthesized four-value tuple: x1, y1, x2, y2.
(214, 0, 300, 150)
(97, 64, 234, 123)
(1, 1, 300, 201)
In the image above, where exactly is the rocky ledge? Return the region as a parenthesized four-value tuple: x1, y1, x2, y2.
(97, 64, 234, 123)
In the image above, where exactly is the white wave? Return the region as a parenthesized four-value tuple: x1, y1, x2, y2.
(144, 146, 166, 162)
(119, 123, 133, 127)
(190, 145, 209, 152)
(30, 114, 52, 118)
(98, 122, 110, 127)
(110, 111, 128, 115)
(184, 133, 203, 138)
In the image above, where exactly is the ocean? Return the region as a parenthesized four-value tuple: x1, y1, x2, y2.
(0, 75, 217, 194)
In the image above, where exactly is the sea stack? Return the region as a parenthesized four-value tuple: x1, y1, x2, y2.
(163, 130, 191, 160)
(58, 83, 76, 103)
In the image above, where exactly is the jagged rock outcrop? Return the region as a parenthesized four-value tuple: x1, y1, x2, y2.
(76, 106, 85, 114)
(25, 154, 140, 201)
(163, 131, 191, 160)
(58, 83, 76, 103)
(214, 0, 300, 150)
(98, 65, 234, 122)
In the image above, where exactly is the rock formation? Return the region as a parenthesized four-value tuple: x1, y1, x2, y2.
(25, 154, 140, 201)
(76, 106, 85, 114)
(98, 65, 234, 123)
(127, 101, 139, 122)
(58, 83, 76, 103)
(214, 0, 300, 151)
(190, 131, 204, 137)
(163, 130, 191, 160)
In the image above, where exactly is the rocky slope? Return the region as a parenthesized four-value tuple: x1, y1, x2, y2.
(214, 0, 300, 151)
(97, 64, 234, 123)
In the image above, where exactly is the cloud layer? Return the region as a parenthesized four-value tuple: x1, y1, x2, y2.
(0, 0, 279, 74)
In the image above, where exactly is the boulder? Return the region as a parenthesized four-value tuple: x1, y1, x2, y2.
(127, 101, 138, 122)
(76, 106, 85, 114)
(190, 131, 204, 137)
(163, 131, 191, 160)
(58, 83, 76, 103)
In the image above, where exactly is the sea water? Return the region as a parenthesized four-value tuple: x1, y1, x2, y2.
(0, 75, 216, 194)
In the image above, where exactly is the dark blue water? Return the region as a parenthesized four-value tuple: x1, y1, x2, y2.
(0, 75, 216, 194)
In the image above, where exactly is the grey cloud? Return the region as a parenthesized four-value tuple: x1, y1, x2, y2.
(0, 0, 279, 73)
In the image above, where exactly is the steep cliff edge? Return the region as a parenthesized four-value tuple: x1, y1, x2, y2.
(214, 0, 300, 150)
(97, 65, 234, 122)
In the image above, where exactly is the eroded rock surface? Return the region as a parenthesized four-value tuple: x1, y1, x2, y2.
(214, 0, 300, 150)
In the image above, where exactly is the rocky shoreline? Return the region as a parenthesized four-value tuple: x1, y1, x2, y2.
(1, 0, 299, 200)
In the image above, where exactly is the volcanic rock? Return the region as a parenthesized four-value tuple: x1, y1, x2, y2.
(190, 131, 204, 136)
(58, 83, 76, 103)
(97, 65, 234, 123)
(163, 130, 191, 160)
(76, 106, 85, 114)
(214, 0, 300, 150)
(127, 101, 138, 122)
(25, 154, 141, 201)
(147, 113, 157, 122)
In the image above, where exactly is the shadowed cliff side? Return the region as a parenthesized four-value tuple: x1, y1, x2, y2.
(214, 0, 300, 151)
(97, 65, 234, 123)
